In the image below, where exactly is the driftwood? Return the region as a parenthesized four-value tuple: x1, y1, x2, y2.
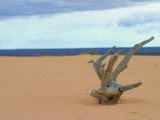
(89, 37, 154, 104)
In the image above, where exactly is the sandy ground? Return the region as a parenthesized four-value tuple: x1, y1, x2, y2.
(0, 55, 160, 120)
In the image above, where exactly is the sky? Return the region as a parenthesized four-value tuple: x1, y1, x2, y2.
(0, 0, 160, 49)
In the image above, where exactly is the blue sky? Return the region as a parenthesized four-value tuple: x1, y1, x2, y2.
(0, 0, 159, 49)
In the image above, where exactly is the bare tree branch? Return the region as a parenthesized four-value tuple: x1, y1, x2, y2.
(101, 53, 119, 87)
(96, 46, 116, 65)
(88, 46, 116, 81)
(110, 36, 154, 81)
(120, 82, 142, 92)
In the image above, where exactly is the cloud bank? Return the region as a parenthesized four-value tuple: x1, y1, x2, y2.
(0, 2, 159, 49)
(0, 0, 159, 18)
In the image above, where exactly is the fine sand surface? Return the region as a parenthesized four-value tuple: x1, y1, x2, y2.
(0, 55, 160, 120)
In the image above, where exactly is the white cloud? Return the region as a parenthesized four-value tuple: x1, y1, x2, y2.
(0, 2, 159, 49)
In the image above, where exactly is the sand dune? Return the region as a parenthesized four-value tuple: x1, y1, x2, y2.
(0, 55, 160, 120)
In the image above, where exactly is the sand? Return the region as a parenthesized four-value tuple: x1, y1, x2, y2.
(0, 55, 160, 120)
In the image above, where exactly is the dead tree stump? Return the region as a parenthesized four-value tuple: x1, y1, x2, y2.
(89, 37, 154, 104)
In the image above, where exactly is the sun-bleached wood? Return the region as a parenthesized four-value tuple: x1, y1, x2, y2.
(89, 37, 154, 104)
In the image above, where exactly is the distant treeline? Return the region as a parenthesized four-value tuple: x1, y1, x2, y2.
(0, 47, 160, 56)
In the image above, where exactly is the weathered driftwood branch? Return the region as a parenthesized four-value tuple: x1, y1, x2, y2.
(101, 53, 119, 88)
(89, 37, 154, 104)
(88, 46, 116, 81)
